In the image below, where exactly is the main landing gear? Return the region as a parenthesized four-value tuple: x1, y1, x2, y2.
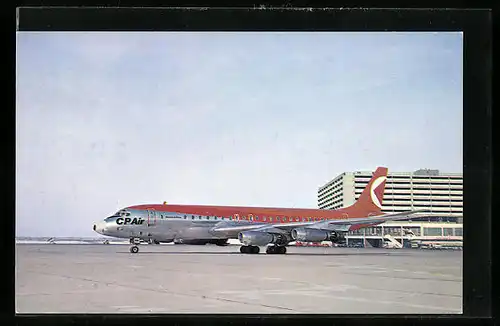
(239, 245, 287, 254)
(240, 245, 260, 254)
(266, 245, 286, 255)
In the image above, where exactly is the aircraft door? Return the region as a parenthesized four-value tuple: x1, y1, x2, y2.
(147, 209, 157, 226)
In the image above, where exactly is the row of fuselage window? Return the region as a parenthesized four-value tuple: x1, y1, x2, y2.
(152, 214, 330, 223)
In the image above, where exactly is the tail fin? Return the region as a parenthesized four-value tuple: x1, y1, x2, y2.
(345, 167, 388, 215)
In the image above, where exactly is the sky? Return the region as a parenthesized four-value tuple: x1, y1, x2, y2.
(16, 32, 463, 237)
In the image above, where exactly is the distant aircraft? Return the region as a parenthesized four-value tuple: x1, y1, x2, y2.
(93, 167, 425, 254)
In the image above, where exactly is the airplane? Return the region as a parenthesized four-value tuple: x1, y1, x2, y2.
(93, 167, 426, 254)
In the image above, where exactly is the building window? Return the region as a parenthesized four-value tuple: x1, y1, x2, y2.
(406, 227, 421, 236)
(443, 228, 454, 236)
(384, 227, 401, 236)
(454, 228, 463, 236)
(423, 227, 442, 236)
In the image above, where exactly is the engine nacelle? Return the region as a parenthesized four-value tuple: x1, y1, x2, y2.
(329, 231, 345, 243)
(291, 228, 345, 243)
(238, 231, 276, 246)
(291, 228, 329, 242)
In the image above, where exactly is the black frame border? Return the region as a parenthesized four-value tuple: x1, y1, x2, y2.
(11, 6, 493, 325)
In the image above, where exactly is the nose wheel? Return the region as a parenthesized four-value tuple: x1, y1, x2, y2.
(266, 245, 287, 254)
(129, 237, 141, 254)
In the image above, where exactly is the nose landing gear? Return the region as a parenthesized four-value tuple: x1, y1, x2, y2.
(129, 237, 141, 254)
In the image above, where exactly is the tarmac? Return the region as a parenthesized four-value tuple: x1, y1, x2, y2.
(15, 244, 462, 314)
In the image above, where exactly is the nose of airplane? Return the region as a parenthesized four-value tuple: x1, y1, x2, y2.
(93, 221, 107, 234)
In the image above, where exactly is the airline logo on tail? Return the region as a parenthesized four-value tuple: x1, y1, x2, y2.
(346, 167, 388, 215)
(370, 176, 387, 209)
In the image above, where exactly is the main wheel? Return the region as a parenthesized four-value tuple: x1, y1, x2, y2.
(267, 246, 286, 254)
(240, 246, 248, 254)
(251, 246, 260, 254)
(130, 246, 139, 254)
(266, 246, 276, 254)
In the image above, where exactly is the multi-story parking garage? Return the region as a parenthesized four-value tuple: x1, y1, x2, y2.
(317, 168, 463, 248)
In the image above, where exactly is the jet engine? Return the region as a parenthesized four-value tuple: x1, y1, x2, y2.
(238, 231, 275, 246)
(329, 231, 345, 243)
(291, 228, 345, 243)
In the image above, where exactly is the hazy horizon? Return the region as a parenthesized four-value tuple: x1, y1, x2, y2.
(16, 32, 463, 237)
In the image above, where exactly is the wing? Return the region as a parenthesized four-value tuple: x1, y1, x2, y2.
(209, 210, 427, 237)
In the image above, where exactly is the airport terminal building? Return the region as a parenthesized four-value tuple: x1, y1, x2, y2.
(317, 168, 463, 248)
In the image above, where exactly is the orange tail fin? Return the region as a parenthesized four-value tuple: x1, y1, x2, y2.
(345, 167, 388, 215)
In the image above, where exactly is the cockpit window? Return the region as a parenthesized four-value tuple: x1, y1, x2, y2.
(113, 210, 131, 217)
(104, 217, 115, 222)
